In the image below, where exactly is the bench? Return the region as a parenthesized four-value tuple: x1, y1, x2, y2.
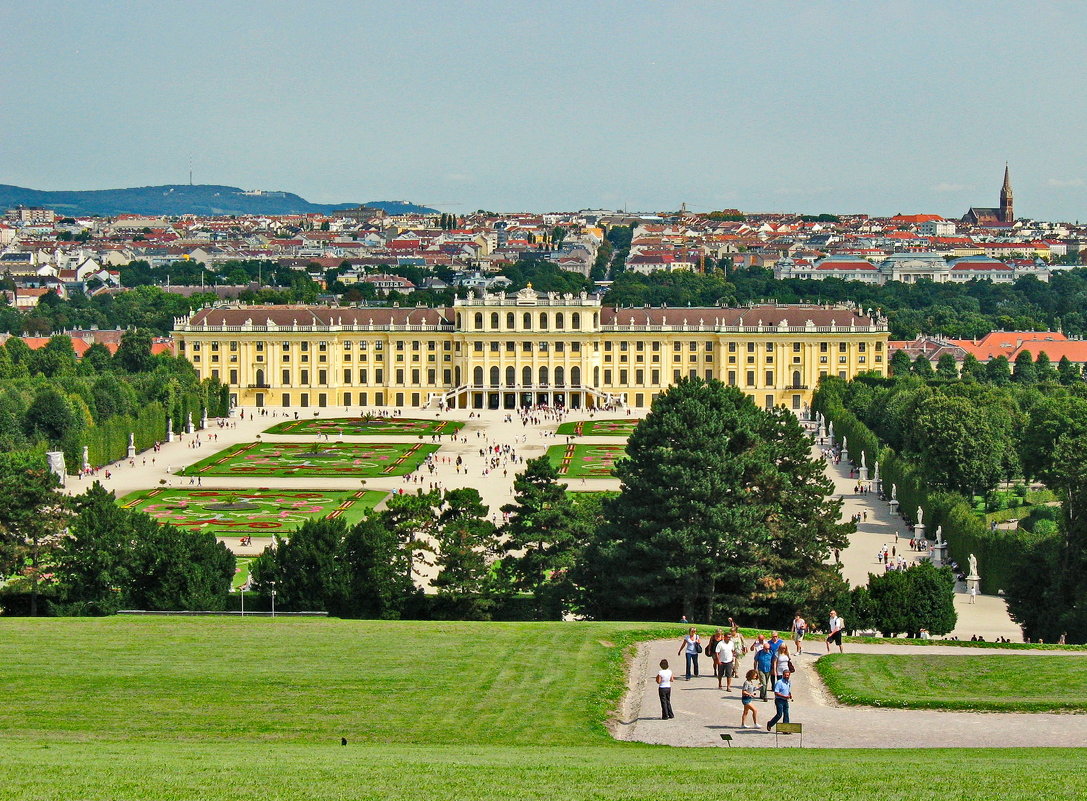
(774, 722, 803, 747)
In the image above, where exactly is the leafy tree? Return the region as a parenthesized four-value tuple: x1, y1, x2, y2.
(37, 336, 78, 377)
(0, 451, 69, 615)
(911, 394, 1008, 496)
(250, 517, 348, 612)
(129, 521, 235, 611)
(889, 350, 912, 377)
(114, 329, 154, 373)
(579, 378, 849, 622)
(340, 514, 417, 619)
(23, 386, 81, 444)
(960, 353, 986, 382)
(986, 355, 1012, 385)
(1035, 351, 1057, 383)
(912, 355, 934, 377)
(82, 342, 113, 374)
(1058, 355, 1081, 385)
(866, 561, 956, 637)
(382, 490, 441, 586)
(1013, 350, 1037, 384)
(936, 353, 959, 380)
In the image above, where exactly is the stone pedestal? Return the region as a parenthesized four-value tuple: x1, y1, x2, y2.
(889, 499, 899, 516)
(966, 573, 981, 596)
(840, 448, 849, 464)
(201, 415, 208, 430)
(859, 467, 869, 482)
(914, 523, 925, 543)
(167, 428, 174, 443)
(931, 540, 948, 567)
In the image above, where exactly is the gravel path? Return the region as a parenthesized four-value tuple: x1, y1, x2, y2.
(612, 640, 1087, 748)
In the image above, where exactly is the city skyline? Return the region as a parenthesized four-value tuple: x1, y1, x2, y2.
(2, 1, 1086, 219)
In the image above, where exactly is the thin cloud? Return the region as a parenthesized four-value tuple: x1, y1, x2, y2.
(1047, 177, 1084, 188)
(932, 182, 968, 192)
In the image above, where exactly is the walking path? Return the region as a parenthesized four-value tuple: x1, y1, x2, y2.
(613, 639, 1087, 749)
(818, 442, 1022, 642)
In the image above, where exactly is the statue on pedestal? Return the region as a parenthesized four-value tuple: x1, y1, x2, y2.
(891, 484, 897, 500)
(917, 506, 924, 526)
(969, 553, 979, 577)
(935, 525, 943, 544)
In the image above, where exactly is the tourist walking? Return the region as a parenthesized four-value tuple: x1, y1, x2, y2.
(772, 643, 793, 682)
(715, 632, 736, 691)
(740, 669, 760, 728)
(753, 642, 773, 701)
(826, 609, 845, 653)
(678, 627, 702, 680)
(656, 659, 675, 720)
(766, 670, 794, 730)
(707, 629, 727, 688)
(791, 613, 807, 654)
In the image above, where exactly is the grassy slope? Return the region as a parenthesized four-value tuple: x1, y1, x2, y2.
(817, 653, 1087, 711)
(1, 619, 1084, 800)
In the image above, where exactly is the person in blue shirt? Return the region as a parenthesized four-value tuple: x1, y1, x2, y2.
(752, 643, 774, 701)
(766, 670, 794, 730)
(767, 631, 783, 657)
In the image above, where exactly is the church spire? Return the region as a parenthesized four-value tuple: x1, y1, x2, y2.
(1000, 163, 1013, 223)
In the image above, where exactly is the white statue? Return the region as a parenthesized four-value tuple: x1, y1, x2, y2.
(860, 451, 866, 469)
(969, 553, 978, 577)
(916, 506, 924, 526)
(935, 525, 943, 544)
(891, 484, 897, 500)
(128, 432, 134, 448)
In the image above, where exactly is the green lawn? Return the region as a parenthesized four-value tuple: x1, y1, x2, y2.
(817, 653, 1087, 711)
(547, 443, 626, 478)
(178, 441, 438, 477)
(556, 419, 639, 436)
(0, 618, 1083, 800)
(119, 488, 386, 537)
(264, 416, 464, 436)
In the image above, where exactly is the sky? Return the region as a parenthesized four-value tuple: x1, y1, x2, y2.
(3, 1, 1087, 219)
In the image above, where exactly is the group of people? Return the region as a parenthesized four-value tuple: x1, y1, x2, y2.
(657, 611, 846, 730)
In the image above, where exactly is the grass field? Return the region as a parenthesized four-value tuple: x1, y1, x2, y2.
(547, 443, 626, 477)
(0, 619, 1084, 800)
(817, 653, 1087, 712)
(556, 419, 639, 437)
(264, 416, 464, 436)
(119, 489, 386, 536)
(178, 441, 438, 477)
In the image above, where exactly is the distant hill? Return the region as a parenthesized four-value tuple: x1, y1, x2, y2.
(0, 184, 438, 217)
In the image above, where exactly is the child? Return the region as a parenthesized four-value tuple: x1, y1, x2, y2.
(740, 669, 759, 728)
(656, 659, 675, 720)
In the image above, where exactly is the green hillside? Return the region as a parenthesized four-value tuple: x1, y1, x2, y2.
(0, 183, 437, 216)
(0, 618, 1081, 800)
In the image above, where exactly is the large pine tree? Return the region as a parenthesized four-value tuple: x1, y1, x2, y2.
(579, 377, 849, 622)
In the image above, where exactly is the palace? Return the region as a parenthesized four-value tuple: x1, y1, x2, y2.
(173, 289, 888, 411)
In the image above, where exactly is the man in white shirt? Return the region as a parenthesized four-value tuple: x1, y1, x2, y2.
(715, 632, 736, 691)
(826, 610, 845, 653)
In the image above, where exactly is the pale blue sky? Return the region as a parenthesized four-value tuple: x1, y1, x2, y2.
(2, 1, 1086, 219)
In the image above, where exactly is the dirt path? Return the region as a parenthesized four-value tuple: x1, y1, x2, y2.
(612, 639, 1087, 748)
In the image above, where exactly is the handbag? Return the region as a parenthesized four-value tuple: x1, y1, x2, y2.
(787, 660, 796, 672)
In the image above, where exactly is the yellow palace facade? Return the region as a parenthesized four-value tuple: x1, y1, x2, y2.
(173, 288, 888, 411)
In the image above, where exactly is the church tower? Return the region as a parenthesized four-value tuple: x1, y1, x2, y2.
(1000, 164, 1014, 223)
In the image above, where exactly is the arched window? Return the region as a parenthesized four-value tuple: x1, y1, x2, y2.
(456, 313, 462, 329)
(505, 366, 515, 386)
(572, 312, 581, 330)
(523, 312, 531, 330)
(555, 312, 564, 330)
(522, 366, 532, 386)
(539, 366, 549, 385)
(473, 366, 483, 385)
(792, 370, 801, 388)
(571, 366, 581, 387)
(490, 366, 500, 386)
(555, 366, 565, 386)
(255, 369, 265, 386)
(474, 312, 483, 330)
(506, 312, 515, 329)
(593, 366, 600, 385)
(593, 312, 599, 327)
(539, 312, 549, 330)
(490, 312, 499, 330)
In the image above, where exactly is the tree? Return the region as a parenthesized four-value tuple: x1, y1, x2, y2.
(24, 386, 81, 445)
(960, 353, 986, 382)
(500, 456, 585, 612)
(867, 562, 956, 637)
(37, 335, 78, 377)
(1012, 350, 1037, 384)
(382, 490, 441, 586)
(250, 517, 349, 612)
(890, 350, 912, 377)
(579, 378, 849, 622)
(431, 488, 500, 618)
(986, 355, 1012, 385)
(340, 514, 418, 619)
(114, 329, 154, 373)
(0, 452, 69, 615)
(130, 521, 235, 611)
(911, 394, 1008, 496)
(936, 353, 959, 380)
(1035, 351, 1057, 383)
(1058, 355, 1081, 385)
(82, 342, 113, 374)
(912, 355, 934, 377)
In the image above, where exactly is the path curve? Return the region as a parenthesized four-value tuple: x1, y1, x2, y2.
(612, 639, 1087, 748)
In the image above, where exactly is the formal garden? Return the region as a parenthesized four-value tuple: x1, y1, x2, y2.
(178, 441, 438, 478)
(547, 443, 626, 477)
(263, 416, 464, 437)
(555, 419, 639, 437)
(119, 488, 386, 537)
